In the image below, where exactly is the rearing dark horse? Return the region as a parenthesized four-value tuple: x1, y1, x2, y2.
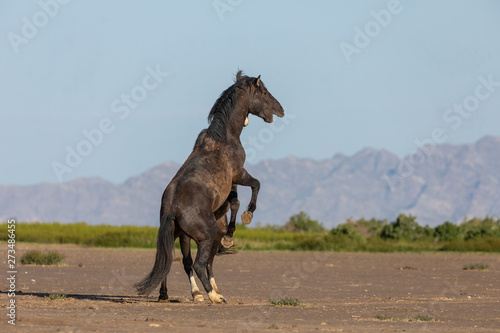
(134, 71, 284, 303)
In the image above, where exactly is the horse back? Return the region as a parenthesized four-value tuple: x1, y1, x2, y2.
(162, 134, 236, 213)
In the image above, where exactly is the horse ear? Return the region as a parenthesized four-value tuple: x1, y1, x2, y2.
(236, 70, 243, 81)
(255, 75, 261, 87)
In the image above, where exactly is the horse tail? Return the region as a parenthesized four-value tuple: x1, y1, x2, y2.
(134, 211, 175, 295)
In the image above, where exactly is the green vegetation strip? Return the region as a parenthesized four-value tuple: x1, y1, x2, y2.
(1, 213, 499, 252)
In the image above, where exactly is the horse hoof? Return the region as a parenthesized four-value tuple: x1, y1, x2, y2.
(213, 296, 227, 304)
(208, 290, 227, 304)
(158, 296, 168, 303)
(193, 291, 204, 302)
(221, 235, 234, 248)
(241, 211, 253, 225)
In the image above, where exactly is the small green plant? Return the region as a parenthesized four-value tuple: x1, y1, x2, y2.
(269, 297, 301, 306)
(410, 314, 435, 322)
(463, 263, 489, 271)
(48, 293, 66, 300)
(21, 250, 65, 265)
(267, 323, 279, 329)
(375, 314, 395, 321)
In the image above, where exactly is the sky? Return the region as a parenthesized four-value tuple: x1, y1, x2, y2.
(1, 0, 500, 185)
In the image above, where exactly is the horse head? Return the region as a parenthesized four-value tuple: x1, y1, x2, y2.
(236, 71, 285, 124)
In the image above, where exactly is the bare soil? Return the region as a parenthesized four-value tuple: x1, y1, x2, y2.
(1, 244, 500, 332)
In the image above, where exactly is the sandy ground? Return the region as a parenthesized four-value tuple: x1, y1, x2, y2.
(1, 243, 499, 332)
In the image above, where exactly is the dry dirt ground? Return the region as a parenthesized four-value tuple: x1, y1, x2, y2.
(1, 243, 499, 332)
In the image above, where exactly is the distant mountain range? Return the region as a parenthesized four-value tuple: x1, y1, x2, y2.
(2, 136, 500, 228)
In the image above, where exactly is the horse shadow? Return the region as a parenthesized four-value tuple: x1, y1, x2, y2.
(0, 290, 183, 303)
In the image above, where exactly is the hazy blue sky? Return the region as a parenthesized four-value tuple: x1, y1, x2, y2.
(2, 0, 500, 185)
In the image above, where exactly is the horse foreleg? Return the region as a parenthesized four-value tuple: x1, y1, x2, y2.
(207, 220, 226, 298)
(191, 217, 226, 304)
(235, 169, 260, 225)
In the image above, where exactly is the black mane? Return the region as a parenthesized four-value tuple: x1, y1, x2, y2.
(207, 70, 250, 140)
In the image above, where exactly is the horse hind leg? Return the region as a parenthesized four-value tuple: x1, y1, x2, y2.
(158, 279, 168, 302)
(158, 217, 179, 302)
(180, 233, 204, 302)
(190, 216, 226, 304)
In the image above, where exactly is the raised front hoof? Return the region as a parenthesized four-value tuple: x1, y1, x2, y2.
(208, 290, 227, 304)
(221, 235, 234, 248)
(192, 291, 204, 302)
(241, 211, 253, 225)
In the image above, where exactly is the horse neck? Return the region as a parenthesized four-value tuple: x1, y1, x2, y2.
(209, 93, 247, 142)
(227, 107, 246, 140)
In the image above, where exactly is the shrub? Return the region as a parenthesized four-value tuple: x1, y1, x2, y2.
(381, 214, 432, 241)
(348, 217, 386, 238)
(21, 250, 65, 265)
(459, 217, 500, 240)
(283, 211, 325, 233)
(332, 223, 366, 243)
(434, 221, 461, 241)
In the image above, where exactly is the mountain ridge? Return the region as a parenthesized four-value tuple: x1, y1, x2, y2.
(2, 136, 500, 227)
